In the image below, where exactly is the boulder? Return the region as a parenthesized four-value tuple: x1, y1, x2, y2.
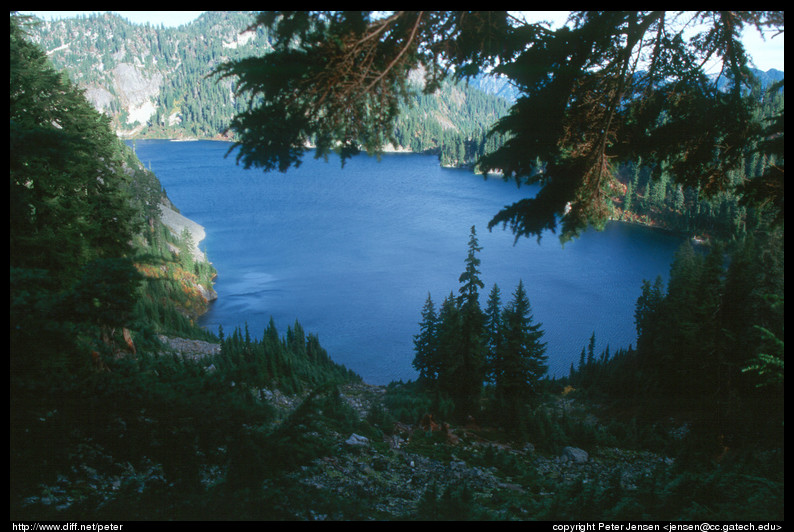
(345, 433, 370, 447)
(562, 446, 589, 464)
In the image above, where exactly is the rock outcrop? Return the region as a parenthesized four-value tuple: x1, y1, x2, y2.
(158, 203, 207, 262)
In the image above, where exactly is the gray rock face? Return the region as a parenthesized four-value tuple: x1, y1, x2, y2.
(111, 63, 162, 108)
(158, 203, 207, 262)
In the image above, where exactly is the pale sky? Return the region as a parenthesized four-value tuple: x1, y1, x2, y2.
(21, 10, 784, 71)
(518, 11, 784, 73)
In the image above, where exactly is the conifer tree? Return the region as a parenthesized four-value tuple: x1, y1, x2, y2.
(587, 331, 596, 366)
(451, 226, 487, 421)
(458, 226, 485, 307)
(495, 280, 547, 429)
(11, 15, 139, 282)
(435, 292, 463, 407)
(218, 11, 783, 243)
(11, 15, 142, 373)
(413, 293, 440, 384)
(484, 284, 504, 385)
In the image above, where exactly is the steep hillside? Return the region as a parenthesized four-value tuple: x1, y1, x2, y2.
(26, 11, 268, 138)
(25, 11, 512, 165)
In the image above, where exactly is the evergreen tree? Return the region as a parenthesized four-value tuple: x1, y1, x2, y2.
(483, 284, 504, 385)
(11, 16, 140, 282)
(495, 280, 547, 429)
(587, 331, 597, 366)
(634, 276, 665, 343)
(413, 293, 440, 384)
(623, 179, 634, 215)
(458, 226, 485, 307)
(435, 292, 463, 410)
(451, 226, 487, 421)
(10, 15, 143, 374)
(178, 227, 196, 271)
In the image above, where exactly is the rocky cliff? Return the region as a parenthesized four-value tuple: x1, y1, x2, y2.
(158, 202, 208, 263)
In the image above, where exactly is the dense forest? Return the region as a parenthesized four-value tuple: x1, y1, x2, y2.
(611, 81, 784, 241)
(11, 12, 783, 521)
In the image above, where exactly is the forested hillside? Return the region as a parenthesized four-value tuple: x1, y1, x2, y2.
(24, 10, 512, 165)
(24, 11, 268, 138)
(609, 82, 784, 241)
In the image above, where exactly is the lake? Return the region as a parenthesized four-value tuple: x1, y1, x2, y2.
(132, 139, 683, 385)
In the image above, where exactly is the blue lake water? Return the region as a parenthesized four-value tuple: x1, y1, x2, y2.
(132, 139, 683, 385)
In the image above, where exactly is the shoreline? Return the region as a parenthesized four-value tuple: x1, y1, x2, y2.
(138, 136, 701, 247)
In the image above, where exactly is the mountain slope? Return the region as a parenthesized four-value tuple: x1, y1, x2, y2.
(26, 11, 513, 162)
(27, 11, 267, 138)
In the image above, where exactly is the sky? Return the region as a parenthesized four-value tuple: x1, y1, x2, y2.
(21, 10, 784, 72)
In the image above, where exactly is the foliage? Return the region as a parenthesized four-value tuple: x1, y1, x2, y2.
(213, 12, 512, 171)
(737, 79, 785, 226)
(416, 482, 488, 520)
(215, 319, 361, 396)
(393, 76, 512, 168)
(612, 82, 784, 240)
(28, 11, 783, 243)
(253, 384, 363, 476)
(412, 227, 548, 427)
(11, 15, 139, 283)
(11, 14, 150, 379)
(11, 13, 784, 521)
(535, 447, 783, 521)
(412, 293, 439, 382)
(27, 11, 515, 173)
(10, 17, 359, 520)
(216, 10, 783, 243)
(493, 280, 548, 430)
(24, 11, 268, 139)
(132, 218, 218, 340)
(567, 228, 784, 446)
(383, 380, 455, 424)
